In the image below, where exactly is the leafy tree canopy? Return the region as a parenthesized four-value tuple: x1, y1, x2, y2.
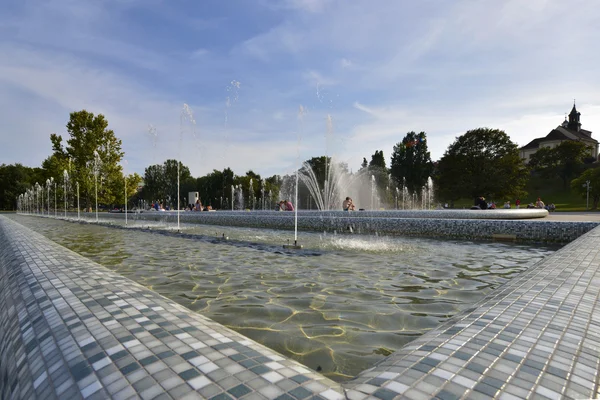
(141, 159, 191, 208)
(369, 150, 386, 170)
(435, 128, 527, 201)
(390, 131, 433, 193)
(571, 166, 600, 209)
(529, 141, 590, 189)
(50, 110, 125, 208)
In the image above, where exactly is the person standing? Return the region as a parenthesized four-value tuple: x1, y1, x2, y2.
(515, 198, 521, 209)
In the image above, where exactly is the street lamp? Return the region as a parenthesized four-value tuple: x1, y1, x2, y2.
(583, 180, 592, 210)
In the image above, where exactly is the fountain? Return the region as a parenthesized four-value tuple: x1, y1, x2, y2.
(76, 182, 80, 220)
(249, 179, 254, 210)
(371, 175, 376, 210)
(46, 178, 52, 216)
(63, 170, 69, 218)
(93, 150, 100, 222)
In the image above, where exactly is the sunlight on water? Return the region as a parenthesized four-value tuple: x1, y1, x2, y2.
(11, 215, 558, 381)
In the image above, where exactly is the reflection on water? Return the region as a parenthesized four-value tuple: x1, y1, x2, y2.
(11, 215, 558, 381)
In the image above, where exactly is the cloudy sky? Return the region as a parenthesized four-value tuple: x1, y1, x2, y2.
(1, 0, 600, 178)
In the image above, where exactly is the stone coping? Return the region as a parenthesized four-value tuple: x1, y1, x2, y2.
(80, 211, 593, 243)
(1, 215, 600, 399)
(120, 208, 550, 220)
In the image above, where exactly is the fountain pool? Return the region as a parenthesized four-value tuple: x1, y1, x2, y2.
(9, 214, 558, 381)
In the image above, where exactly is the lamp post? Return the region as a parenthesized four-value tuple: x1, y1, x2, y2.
(583, 180, 592, 210)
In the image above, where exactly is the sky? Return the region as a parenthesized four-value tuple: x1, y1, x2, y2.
(1, 0, 600, 178)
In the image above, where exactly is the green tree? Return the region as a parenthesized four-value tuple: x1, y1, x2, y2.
(50, 110, 125, 209)
(571, 167, 600, 209)
(141, 159, 192, 209)
(369, 150, 386, 169)
(529, 141, 590, 189)
(390, 132, 433, 193)
(360, 157, 368, 170)
(368, 150, 389, 199)
(435, 128, 528, 202)
(0, 164, 40, 210)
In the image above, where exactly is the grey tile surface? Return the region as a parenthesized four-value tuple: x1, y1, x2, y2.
(2, 214, 600, 399)
(0, 216, 344, 400)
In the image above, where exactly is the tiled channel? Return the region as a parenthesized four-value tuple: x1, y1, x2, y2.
(1, 215, 599, 399)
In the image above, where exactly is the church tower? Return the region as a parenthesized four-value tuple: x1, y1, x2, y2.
(568, 101, 581, 132)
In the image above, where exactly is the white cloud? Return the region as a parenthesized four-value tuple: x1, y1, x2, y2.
(2, 0, 600, 184)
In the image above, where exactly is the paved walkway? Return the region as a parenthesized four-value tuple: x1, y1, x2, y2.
(544, 211, 600, 222)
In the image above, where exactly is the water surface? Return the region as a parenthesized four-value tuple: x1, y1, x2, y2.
(11, 215, 557, 381)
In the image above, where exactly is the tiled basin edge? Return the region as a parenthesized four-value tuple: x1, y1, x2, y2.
(0, 216, 344, 400)
(343, 224, 600, 399)
(95, 212, 598, 243)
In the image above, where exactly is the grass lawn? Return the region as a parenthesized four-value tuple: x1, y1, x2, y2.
(447, 175, 598, 211)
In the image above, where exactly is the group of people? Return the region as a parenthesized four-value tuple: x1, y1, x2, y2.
(274, 197, 358, 211)
(475, 197, 556, 211)
(187, 199, 213, 211)
(152, 201, 168, 211)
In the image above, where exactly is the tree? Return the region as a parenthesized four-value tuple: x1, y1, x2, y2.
(360, 157, 368, 170)
(368, 150, 389, 199)
(369, 151, 386, 169)
(0, 164, 40, 210)
(50, 110, 125, 209)
(435, 128, 528, 202)
(529, 141, 590, 189)
(390, 132, 433, 193)
(141, 159, 191, 209)
(571, 167, 600, 209)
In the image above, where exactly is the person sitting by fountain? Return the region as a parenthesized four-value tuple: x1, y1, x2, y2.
(535, 197, 545, 209)
(194, 199, 202, 211)
(471, 196, 488, 210)
(284, 199, 294, 211)
(275, 200, 285, 211)
(343, 197, 356, 211)
(503, 201, 511, 209)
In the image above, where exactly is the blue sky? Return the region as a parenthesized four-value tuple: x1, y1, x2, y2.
(1, 0, 600, 178)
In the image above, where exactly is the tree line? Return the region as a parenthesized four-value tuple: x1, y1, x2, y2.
(2, 110, 600, 210)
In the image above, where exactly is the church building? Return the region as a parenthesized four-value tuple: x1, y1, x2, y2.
(519, 103, 598, 162)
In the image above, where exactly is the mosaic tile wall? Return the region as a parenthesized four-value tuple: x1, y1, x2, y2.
(97, 211, 596, 243)
(343, 221, 600, 400)
(0, 216, 344, 400)
(2, 214, 600, 399)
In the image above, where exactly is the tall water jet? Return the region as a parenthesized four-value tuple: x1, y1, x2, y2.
(148, 124, 158, 164)
(123, 160, 129, 226)
(261, 180, 265, 210)
(94, 150, 100, 222)
(54, 180, 57, 218)
(231, 185, 234, 210)
(427, 176, 434, 209)
(63, 170, 69, 218)
(180, 104, 197, 230)
(35, 182, 41, 214)
(249, 179, 254, 210)
(371, 175, 376, 210)
(76, 182, 80, 220)
(47, 178, 52, 216)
